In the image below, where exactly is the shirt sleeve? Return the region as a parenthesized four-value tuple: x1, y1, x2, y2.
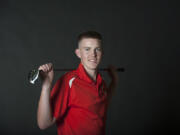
(50, 75, 70, 121)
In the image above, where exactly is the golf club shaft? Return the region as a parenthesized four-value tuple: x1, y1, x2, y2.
(53, 68, 125, 72)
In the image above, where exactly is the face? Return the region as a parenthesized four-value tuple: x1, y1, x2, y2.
(75, 38, 103, 72)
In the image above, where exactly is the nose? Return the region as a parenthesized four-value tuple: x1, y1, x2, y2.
(91, 50, 97, 57)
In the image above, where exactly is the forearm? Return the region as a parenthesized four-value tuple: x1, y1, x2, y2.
(37, 84, 55, 129)
(107, 81, 117, 104)
(106, 65, 118, 104)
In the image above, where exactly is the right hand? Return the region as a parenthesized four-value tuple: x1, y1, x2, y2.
(38, 63, 54, 88)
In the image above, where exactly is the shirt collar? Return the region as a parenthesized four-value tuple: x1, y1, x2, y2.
(76, 63, 102, 85)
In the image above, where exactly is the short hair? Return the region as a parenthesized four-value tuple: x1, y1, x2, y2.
(77, 31, 102, 43)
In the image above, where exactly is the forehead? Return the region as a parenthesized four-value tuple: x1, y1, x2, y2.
(78, 38, 102, 48)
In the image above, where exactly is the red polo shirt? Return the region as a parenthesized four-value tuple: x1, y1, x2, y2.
(50, 63, 108, 135)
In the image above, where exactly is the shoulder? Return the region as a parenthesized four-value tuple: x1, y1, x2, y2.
(98, 72, 107, 85)
(100, 74, 107, 89)
(56, 70, 77, 87)
(63, 70, 77, 80)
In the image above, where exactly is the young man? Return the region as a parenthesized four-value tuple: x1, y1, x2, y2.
(37, 31, 118, 135)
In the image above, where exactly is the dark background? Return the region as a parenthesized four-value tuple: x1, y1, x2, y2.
(0, 0, 179, 135)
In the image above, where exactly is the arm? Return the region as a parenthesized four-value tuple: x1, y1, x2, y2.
(37, 63, 56, 130)
(107, 65, 119, 105)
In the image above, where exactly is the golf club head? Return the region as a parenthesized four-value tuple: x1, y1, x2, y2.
(28, 69, 39, 84)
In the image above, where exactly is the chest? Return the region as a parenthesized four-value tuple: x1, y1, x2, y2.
(68, 78, 107, 111)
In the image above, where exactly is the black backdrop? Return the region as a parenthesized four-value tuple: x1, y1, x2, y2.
(0, 0, 179, 135)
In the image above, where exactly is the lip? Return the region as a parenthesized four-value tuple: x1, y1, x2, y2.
(88, 59, 97, 63)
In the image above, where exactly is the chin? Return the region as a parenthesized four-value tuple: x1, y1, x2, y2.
(83, 61, 100, 70)
(88, 64, 99, 70)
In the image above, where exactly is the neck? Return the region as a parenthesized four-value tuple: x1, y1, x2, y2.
(84, 68, 97, 82)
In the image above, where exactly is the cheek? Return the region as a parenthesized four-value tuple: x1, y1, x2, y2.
(81, 52, 88, 59)
(97, 52, 102, 58)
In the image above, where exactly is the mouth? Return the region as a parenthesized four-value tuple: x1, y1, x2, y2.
(88, 59, 97, 63)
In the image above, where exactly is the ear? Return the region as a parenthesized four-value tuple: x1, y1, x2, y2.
(75, 49, 81, 58)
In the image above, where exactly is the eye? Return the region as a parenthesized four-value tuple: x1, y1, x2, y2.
(85, 48, 90, 51)
(96, 48, 102, 52)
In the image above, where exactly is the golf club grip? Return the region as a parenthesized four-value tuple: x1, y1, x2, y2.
(53, 68, 125, 72)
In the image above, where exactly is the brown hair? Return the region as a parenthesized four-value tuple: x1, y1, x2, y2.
(77, 31, 102, 43)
